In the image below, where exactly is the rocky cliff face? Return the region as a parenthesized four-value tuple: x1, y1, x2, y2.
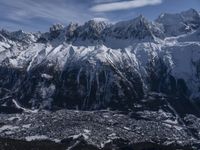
(0, 9, 200, 112)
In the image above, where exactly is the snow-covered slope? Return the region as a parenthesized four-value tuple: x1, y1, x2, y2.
(0, 9, 200, 110)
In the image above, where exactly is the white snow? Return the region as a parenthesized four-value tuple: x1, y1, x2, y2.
(41, 74, 53, 79)
(123, 126, 131, 130)
(164, 119, 178, 125)
(26, 44, 46, 71)
(25, 135, 48, 141)
(100, 139, 112, 148)
(70, 133, 89, 140)
(0, 125, 19, 133)
(12, 99, 38, 113)
(66, 141, 80, 150)
(108, 133, 118, 139)
(70, 134, 82, 139)
(83, 129, 91, 134)
(8, 116, 20, 121)
(174, 125, 183, 131)
(22, 124, 31, 128)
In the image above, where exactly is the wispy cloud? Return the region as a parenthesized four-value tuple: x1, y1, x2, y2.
(0, 0, 92, 23)
(0, 0, 94, 31)
(93, 0, 121, 4)
(90, 0, 163, 12)
(1, 0, 198, 32)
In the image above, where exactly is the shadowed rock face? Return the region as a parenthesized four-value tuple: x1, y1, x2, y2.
(0, 63, 144, 110)
(0, 58, 193, 111)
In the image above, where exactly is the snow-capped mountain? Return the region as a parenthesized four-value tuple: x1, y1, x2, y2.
(0, 9, 200, 111)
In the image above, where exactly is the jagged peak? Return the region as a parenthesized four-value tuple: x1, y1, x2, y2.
(104, 15, 164, 40)
(66, 23, 79, 34)
(67, 22, 79, 28)
(82, 19, 108, 31)
(0, 28, 39, 44)
(0, 28, 10, 36)
(49, 24, 64, 32)
(59, 15, 163, 42)
(114, 15, 148, 27)
(156, 12, 181, 23)
(65, 19, 109, 42)
(0, 28, 35, 37)
(132, 14, 147, 23)
(1, 9, 199, 43)
(156, 9, 200, 36)
(66, 19, 108, 32)
(157, 8, 200, 22)
(0, 32, 6, 42)
(10, 30, 30, 38)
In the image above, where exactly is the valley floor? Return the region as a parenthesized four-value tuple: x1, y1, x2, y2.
(0, 109, 199, 150)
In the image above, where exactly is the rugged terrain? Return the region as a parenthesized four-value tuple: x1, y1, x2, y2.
(0, 9, 200, 149)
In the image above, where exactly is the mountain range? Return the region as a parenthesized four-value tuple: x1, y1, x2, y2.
(1, 9, 200, 111)
(1, 8, 200, 149)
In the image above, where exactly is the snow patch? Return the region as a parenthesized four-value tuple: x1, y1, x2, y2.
(22, 124, 31, 128)
(12, 99, 38, 113)
(25, 135, 48, 141)
(0, 125, 19, 133)
(41, 74, 53, 79)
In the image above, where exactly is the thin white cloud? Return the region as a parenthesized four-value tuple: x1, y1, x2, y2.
(92, 17, 110, 22)
(93, 0, 120, 4)
(91, 0, 163, 12)
(0, 0, 93, 24)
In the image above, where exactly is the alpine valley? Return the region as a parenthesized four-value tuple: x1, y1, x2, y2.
(1, 9, 200, 150)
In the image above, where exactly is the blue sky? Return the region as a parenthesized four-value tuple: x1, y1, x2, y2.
(0, 0, 200, 32)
